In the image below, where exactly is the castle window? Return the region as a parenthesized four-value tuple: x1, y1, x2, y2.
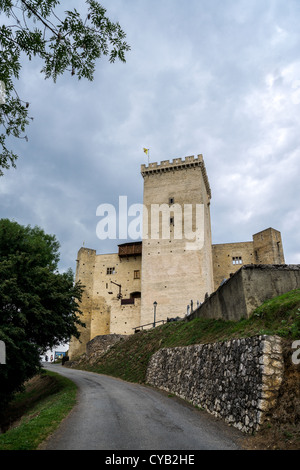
(232, 256, 242, 265)
(106, 267, 115, 275)
(170, 217, 174, 225)
(169, 197, 174, 204)
(134, 270, 140, 279)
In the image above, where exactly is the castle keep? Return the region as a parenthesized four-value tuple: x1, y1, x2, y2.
(140, 156, 214, 327)
(69, 155, 285, 358)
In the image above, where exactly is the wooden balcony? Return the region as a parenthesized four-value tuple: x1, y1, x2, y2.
(118, 241, 142, 258)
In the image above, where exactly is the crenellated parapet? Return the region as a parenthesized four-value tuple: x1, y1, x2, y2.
(141, 154, 211, 199)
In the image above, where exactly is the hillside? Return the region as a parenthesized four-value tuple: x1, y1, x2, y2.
(70, 289, 300, 449)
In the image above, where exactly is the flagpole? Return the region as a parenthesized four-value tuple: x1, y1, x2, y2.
(143, 148, 150, 165)
(143, 147, 150, 165)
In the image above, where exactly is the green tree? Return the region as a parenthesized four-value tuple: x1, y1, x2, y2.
(0, 218, 85, 412)
(0, 0, 130, 175)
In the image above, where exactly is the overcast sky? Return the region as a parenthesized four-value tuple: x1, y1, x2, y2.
(1, 0, 300, 273)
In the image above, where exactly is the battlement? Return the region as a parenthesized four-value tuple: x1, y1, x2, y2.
(141, 154, 211, 199)
(141, 154, 203, 173)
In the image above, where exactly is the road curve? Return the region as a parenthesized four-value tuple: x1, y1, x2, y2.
(40, 363, 243, 451)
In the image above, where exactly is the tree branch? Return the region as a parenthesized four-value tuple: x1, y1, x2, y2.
(20, 0, 58, 37)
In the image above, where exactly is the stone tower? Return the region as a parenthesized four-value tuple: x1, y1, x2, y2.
(253, 228, 285, 264)
(140, 154, 214, 326)
(68, 247, 98, 359)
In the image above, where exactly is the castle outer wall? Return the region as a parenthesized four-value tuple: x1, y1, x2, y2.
(212, 228, 285, 291)
(68, 155, 286, 359)
(69, 243, 142, 358)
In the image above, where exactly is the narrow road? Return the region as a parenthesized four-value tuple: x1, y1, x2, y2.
(41, 363, 243, 451)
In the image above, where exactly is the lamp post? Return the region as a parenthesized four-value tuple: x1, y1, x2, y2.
(153, 301, 157, 328)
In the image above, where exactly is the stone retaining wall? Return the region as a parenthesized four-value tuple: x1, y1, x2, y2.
(188, 264, 300, 322)
(86, 334, 127, 363)
(146, 335, 284, 433)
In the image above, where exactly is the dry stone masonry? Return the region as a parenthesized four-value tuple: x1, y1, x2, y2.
(146, 335, 284, 433)
(86, 334, 127, 363)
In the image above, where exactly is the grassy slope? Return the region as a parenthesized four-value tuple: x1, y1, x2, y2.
(76, 288, 300, 384)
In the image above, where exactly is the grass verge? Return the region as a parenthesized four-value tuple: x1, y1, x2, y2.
(0, 369, 77, 450)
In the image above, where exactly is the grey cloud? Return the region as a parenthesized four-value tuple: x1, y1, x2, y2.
(1, 0, 299, 272)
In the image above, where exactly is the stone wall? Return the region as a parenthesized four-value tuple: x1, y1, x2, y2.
(146, 335, 284, 433)
(69, 247, 142, 359)
(212, 228, 285, 291)
(188, 264, 300, 322)
(69, 248, 97, 358)
(86, 334, 127, 363)
(212, 241, 254, 291)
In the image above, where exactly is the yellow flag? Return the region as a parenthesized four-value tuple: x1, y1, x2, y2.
(143, 148, 149, 155)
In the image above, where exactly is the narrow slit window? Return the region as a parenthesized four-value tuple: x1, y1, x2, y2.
(134, 270, 140, 279)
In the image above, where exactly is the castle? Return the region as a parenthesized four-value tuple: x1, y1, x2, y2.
(69, 154, 285, 358)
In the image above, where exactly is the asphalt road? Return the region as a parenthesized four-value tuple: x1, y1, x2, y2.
(40, 363, 243, 451)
